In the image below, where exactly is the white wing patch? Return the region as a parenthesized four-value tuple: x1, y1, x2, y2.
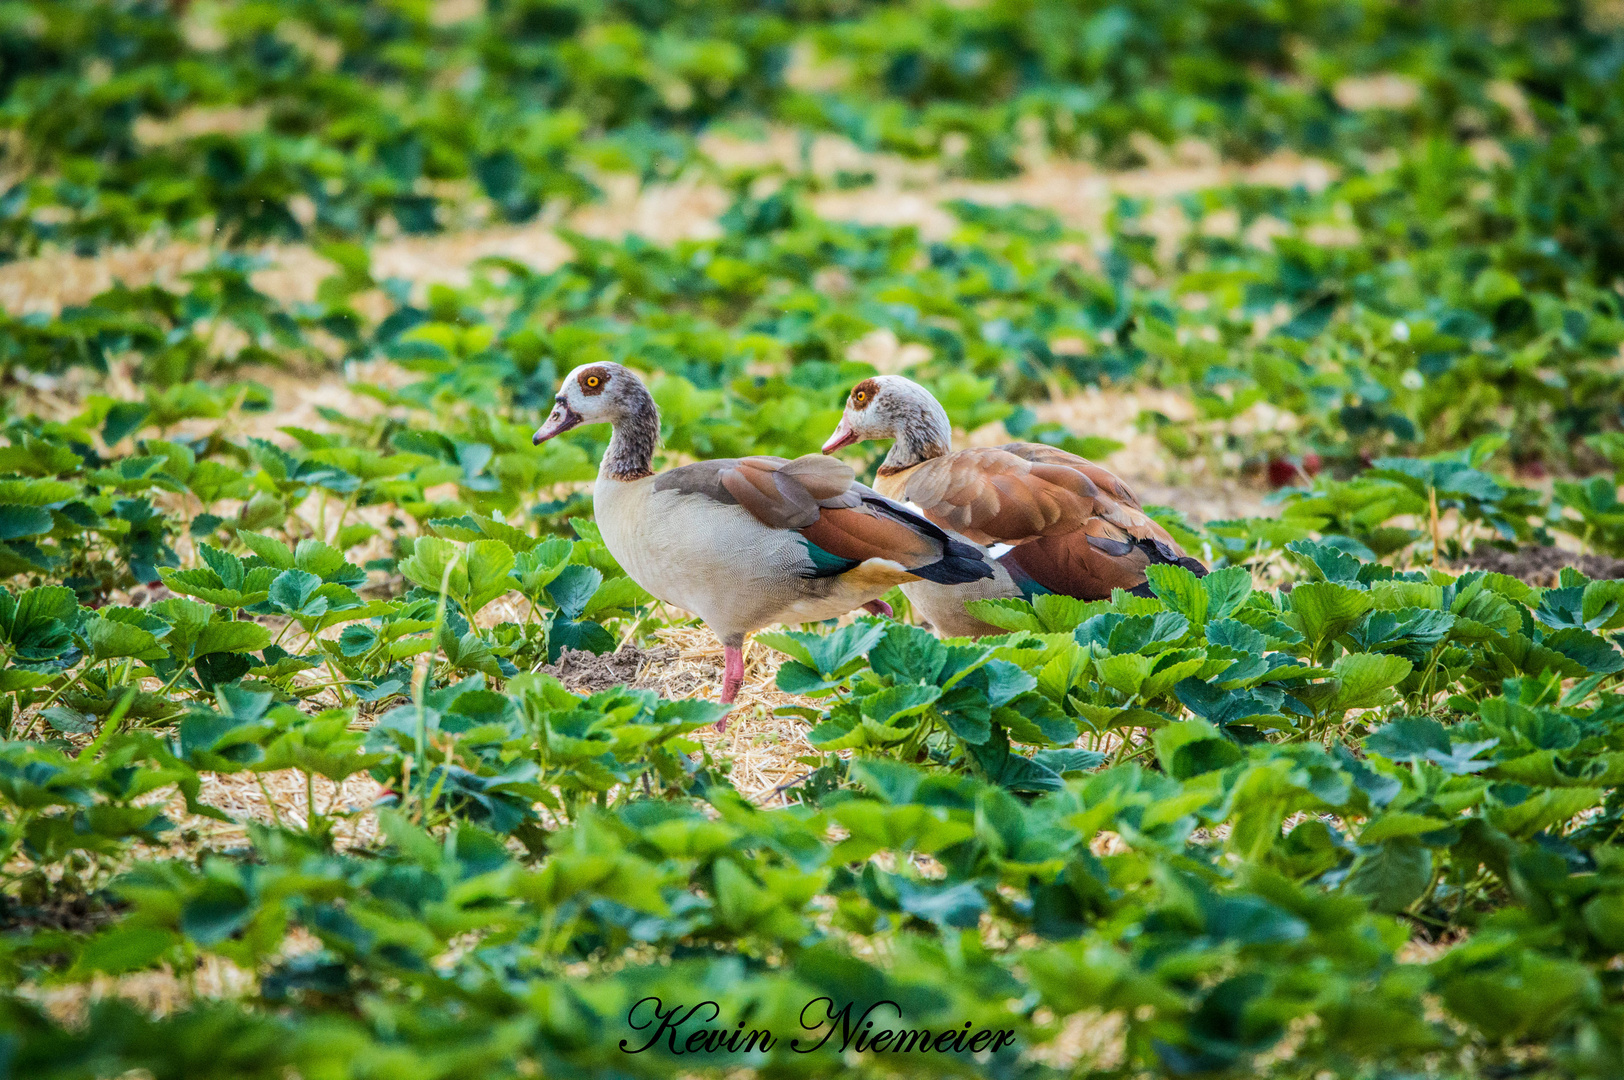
(858, 558, 910, 574)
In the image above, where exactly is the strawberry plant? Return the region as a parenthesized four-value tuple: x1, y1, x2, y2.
(6, 1, 1624, 1075)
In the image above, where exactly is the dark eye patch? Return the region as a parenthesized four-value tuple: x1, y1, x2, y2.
(579, 365, 610, 395)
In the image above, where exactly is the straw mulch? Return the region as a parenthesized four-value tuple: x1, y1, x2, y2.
(534, 621, 831, 805)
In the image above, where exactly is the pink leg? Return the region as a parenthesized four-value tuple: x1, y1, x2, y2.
(721, 645, 745, 702)
(862, 598, 894, 617)
(717, 644, 745, 731)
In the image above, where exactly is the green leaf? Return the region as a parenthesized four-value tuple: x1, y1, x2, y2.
(471, 513, 541, 552)
(159, 567, 238, 607)
(1031, 748, 1106, 775)
(0, 668, 55, 693)
(1036, 643, 1090, 702)
(996, 692, 1078, 746)
(1, 584, 80, 660)
(399, 535, 464, 597)
(1437, 950, 1596, 1041)
(1488, 786, 1604, 838)
(1542, 627, 1624, 674)
(870, 624, 949, 684)
(890, 875, 987, 929)
(968, 726, 1065, 792)
(1075, 611, 1190, 655)
(1583, 893, 1624, 951)
(1285, 539, 1364, 583)
(547, 617, 615, 663)
(775, 661, 848, 696)
(186, 460, 252, 504)
(1098, 653, 1154, 696)
(147, 598, 212, 660)
(1324, 652, 1413, 713)
(1031, 593, 1102, 632)
(0, 478, 77, 506)
(181, 881, 254, 945)
(195, 620, 272, 659)
(860, 684, 941, 726)
(1146, 563, 1207, 625)
(102, 401, 152, 445)
(545, 563, 602, 620)
(1343, 838, 1432, 913)
(653, 697, 731, 730)
(511, 540, 573, 600)
(268, 569, 327, 618)
(963, 598, 1043, 633)
(758, 620, 888, 680)
(1141, 650, 1209, 699)
(238, 530, 294, 570)
(1359, 811, 1453, 843)
(41, 707, 95, 734)
(197, 543, 244, 591)
(582, 574, 651, 617)
(1364, 716, 1450, 760)
(464, 539, 516, 615)
(1153, 719, 1239, 779)
(829, 801, 974, 861)
(80, 615, 167, 662)
(294, 539, 366, 586)
(937, 684, 993, 744)
(73, 926, 176, 976)
(1471, 267, 1522, 306)
(0, 504, 53, 540)
(1289, 581, 1374, 652)
(1202, 566, 1253, 621)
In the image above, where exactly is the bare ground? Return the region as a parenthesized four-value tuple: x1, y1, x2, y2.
(0, 129, 1333, 314)
(1455, 545, 1624, 587)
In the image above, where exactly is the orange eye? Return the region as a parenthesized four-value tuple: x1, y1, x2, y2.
(585, 376, 600, 387)
(854, 391, 867, 403)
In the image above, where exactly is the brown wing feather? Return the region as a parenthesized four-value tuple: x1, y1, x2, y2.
(798, 507, 942, 569)
(998, 443, 1143, 507)
(775, 454, 856, 501)
(719, 460, 816, 529)
(892, 449, 1094, 544)
(887, 443, 1201, 596)
(674, 454, 979, 578)
(1004, 529, 1152, 599)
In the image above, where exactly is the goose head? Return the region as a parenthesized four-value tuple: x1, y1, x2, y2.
(533, 362, 645, 444)
(822, 375, 952, 462)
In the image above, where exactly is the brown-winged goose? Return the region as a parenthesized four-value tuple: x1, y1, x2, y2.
(533, 363, 995, 719)
(821, 374, 1207, 637)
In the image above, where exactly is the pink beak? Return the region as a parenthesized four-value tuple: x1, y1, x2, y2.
(533, 400, 582, 445)
(821, 417, 859, 454)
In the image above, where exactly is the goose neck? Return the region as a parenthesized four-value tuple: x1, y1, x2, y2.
(603, 393, 660, 481)
(879, 402, 952, 472)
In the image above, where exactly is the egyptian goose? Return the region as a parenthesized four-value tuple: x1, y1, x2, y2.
(821, 375, 1207, 637)
(532, 363, 995, 717)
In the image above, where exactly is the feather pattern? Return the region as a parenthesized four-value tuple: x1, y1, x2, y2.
(655, 456, 989, 588)
(874, 443, 1204, 602)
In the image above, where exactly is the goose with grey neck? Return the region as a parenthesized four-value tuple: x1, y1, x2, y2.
(533, 363, 996, 723)
(822, 375, 1208, 637)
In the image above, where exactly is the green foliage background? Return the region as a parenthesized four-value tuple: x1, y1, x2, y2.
(4, 1, 1624, 1077)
